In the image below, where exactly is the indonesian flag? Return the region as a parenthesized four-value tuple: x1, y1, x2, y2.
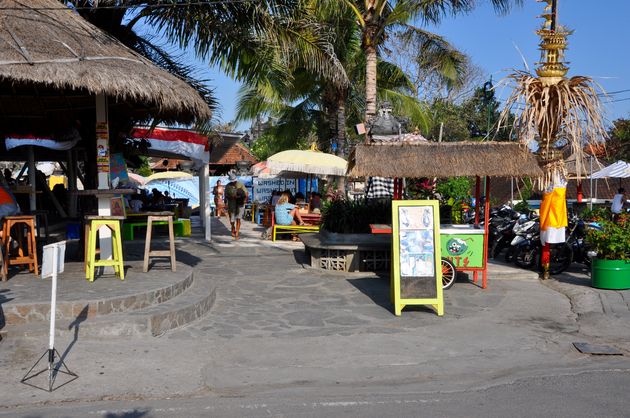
(130, 127, 209, 167)
(539, 177, 568, 245)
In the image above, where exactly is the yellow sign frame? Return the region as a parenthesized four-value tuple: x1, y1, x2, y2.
(391, 200, 444, 316)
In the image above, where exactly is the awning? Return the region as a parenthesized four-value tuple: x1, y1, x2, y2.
(589, 160, 630, 179)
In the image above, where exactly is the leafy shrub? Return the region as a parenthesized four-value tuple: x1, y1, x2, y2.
(586, 210, 630, 261)
(321, 199, 391, 234)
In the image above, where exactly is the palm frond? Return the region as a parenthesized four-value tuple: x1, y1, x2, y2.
(379, 88, 430, 133)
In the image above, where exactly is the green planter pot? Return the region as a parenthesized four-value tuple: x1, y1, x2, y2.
(591, 259, 630, 290)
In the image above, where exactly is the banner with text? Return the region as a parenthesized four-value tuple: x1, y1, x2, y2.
(253, 177, 296, 204)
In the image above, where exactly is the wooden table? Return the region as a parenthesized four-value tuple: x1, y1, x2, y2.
(301, 213, 322, 226)
(370, 224, 392, 234)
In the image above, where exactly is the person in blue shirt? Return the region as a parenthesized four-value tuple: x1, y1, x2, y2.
(274, 192, 305, 226)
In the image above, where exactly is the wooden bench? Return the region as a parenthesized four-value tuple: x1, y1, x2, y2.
(123, 218, 190, 240)
(271, 212, 319, 241)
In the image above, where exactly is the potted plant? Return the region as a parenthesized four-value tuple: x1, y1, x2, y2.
(586, 210, 630, 289)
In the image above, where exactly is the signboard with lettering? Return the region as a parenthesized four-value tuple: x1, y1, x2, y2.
(391, 200, 444, 316)
(252, 177, 296, 204)
(440, 232, 484, 269)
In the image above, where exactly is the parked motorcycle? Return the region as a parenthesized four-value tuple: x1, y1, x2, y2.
(509, 214, 595, 275)
(487, 205, 523, 258)
(558, 215, 603, 269)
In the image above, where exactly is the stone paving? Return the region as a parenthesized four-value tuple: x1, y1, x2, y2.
(0, 215, 629, 407)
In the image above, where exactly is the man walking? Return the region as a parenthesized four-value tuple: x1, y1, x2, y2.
(225, 171, 248, 240)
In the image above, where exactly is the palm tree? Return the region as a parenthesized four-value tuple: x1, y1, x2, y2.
(234, 4, 426, 155)
(62, 0, 350, 120)
(321, 0, 522, 122)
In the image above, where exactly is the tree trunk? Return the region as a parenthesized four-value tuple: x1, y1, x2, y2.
(365, 44, 378, 122)
(336, 94, 346, 156)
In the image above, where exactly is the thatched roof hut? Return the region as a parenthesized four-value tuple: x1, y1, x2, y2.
(348, 142, 543, 178)
(0, 0, 211, 129)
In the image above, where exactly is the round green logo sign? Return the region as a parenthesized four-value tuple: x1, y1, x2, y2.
(446, 238, 468, 256)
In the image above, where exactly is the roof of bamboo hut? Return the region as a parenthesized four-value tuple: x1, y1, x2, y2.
(348, 141, 543, 178)
(564, 151, 606, 179)
(0, 0, 211, 124)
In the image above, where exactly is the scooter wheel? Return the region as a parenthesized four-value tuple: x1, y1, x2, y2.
(515, 247, 538, 269)
(549, 243, 573, 275)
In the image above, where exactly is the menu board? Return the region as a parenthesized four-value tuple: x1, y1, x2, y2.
(391, 200, 444, 316)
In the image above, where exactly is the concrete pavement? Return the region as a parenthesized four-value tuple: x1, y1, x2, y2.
(0, 216, 628, 410)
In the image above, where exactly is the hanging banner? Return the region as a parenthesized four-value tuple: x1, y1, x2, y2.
(252, 177, 296, 204)
(391, 200, 444, 316)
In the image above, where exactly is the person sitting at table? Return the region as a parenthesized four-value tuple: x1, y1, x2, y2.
(128, 194, 144, 213)
(310, 192, 321, 213)
(274, 192, 305, 226)
(285, 189, 296, 204)
(150, 188, 165, 206)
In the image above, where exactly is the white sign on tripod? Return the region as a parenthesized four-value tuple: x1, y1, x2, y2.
(21, 241, 76, 392)
(41, 241, 65, 352)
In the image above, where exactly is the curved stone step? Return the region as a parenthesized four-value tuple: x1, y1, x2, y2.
(5, 273, 216, 338)
(2, 264, 193, 326)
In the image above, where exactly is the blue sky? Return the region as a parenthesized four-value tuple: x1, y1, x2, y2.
(172, 0, 630, 130)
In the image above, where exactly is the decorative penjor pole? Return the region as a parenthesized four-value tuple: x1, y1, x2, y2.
(500, 0, 607, 279)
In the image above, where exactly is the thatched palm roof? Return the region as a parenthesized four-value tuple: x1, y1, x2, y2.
(348, 141, 543, 178)
(0, 0, 210, 124)
(564, 152, 605, 179)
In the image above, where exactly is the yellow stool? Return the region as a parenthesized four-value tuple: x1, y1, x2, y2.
(85, 216, 125, 282)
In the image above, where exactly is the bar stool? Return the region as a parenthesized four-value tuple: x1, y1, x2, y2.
(2, 215, 39, 279)
(85, 215, 125, 282)
(143, 212, 176, 272)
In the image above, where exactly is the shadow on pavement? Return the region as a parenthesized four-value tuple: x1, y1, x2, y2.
(104, 410, 150, 418)
(347, 276, 392, 311)
(54, 305, 89, 382)
(0, 288, 13, 334)
(292, 249, 309, 266)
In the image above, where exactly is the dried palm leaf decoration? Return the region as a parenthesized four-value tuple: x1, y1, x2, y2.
(498, 1, 607, 189)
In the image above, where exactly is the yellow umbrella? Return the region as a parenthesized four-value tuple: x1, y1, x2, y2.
(267, 146, 347, 176)
(146, 171, 193, 183)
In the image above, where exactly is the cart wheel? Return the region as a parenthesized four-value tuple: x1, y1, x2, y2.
(441, 258, 456, 290)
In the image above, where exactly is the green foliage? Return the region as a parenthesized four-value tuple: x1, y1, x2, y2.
(250, 133, 310, 162)
(321, 199, 391, 234)
(517, 177, 534, 201)
(513, 200, 530, 213)
(607, 118, 630, 161)
(428, 85, 515, 141)
(435, 177, 473, 223)
(435, 177, 473, 203)
(427, 99, 469, 141)
(135, 156, 153, 177)
(586, 211, 630, 261)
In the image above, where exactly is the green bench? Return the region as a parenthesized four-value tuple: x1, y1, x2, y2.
(123, 218, 190, 240)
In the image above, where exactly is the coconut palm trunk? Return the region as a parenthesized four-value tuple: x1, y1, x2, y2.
(336, 94, 347, 154)
(365, 43, 378, 121)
